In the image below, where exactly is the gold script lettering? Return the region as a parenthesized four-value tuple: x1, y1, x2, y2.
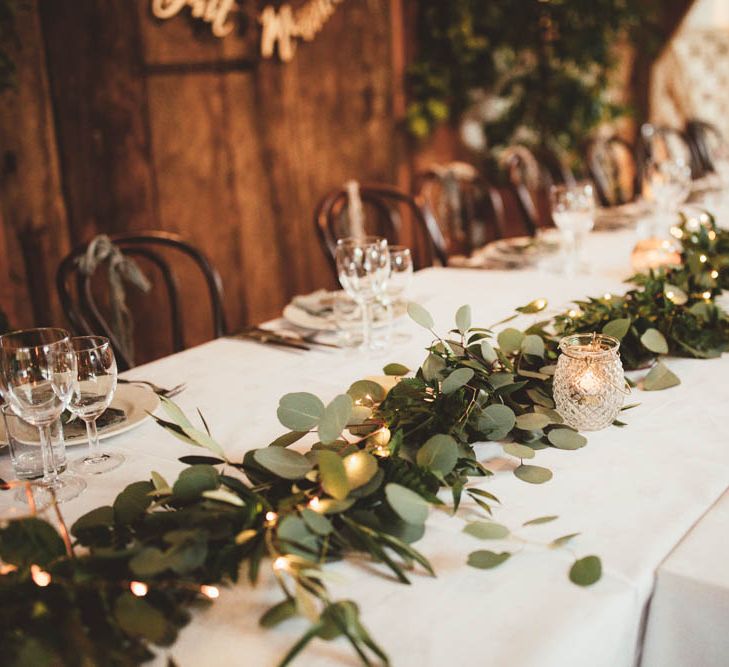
(151, 0, 235, 38)
(259, 0, 343, 62)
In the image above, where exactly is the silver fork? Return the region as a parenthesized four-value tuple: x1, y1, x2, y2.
(118, 378, 187, 398)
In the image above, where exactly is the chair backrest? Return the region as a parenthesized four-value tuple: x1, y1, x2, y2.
(640, 123, 701, 176)
(314, 183, 448, 273)
(586, 136, 640, 206)
(414, 163, 507, 256)
(686, 119, 726, 174)
(56, 231, 227, 371)
(501, 146, 571, 234)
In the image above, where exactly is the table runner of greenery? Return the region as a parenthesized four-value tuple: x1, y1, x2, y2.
(1, 213, 727, 666)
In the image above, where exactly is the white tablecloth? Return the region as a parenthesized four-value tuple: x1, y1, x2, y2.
(641, 488, 729, 667)
(2, 227, 729, 666)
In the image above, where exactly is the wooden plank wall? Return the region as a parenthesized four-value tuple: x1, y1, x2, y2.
(0, 0, 405, 364)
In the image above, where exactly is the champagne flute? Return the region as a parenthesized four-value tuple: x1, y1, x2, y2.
(0, 328, 86, 503)
(550, 181, 596, 277)
(68, 336, 123, 474)
(335, 237, 390, 350)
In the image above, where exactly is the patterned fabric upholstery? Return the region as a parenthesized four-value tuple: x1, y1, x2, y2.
(651, 29, 729, 138)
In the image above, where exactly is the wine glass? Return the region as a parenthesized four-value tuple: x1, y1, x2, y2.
(643, 157, 692, 234)
(68, 336, 123, 474)
(0, 328, 86, 503)
(549, 181, 596, 277)
(335, 237, 390, 350)
(386, 246, 413, 313)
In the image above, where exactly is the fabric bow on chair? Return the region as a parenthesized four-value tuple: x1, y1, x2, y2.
(76, 235, 151, 364)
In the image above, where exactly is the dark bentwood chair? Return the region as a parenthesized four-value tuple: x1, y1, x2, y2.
(314, 183, 448, 273)
(56, 231, 227, 371)
(586, 136, 640, 207)
(686, 120, 726, 175)
(501, 146, 574, 234)
(414, 165, 508, 256)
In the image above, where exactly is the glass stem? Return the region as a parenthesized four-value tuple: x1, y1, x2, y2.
(85, 418, 102, 462)
(361, 300, 372, 348)
(39, 424, 59, 486)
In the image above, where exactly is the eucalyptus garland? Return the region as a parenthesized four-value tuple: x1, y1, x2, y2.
(1, 213, 728, 666)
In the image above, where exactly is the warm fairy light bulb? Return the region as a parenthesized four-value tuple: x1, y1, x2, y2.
(708, 230, 717, 240)
(567, 309, 581, 318)
(711, 270, 719, 279)
(200, 585, 219, 599)
(670, 226, 683, 239)
(603, 293, 612, 301)
(534, 298, 547, 310)
(666, 290, 675, 300)
(308, 497, 322, 511)
(699, 254, 708, 263)
(273, 556, 288, 571)
(702, 291, 712, 300)
(265, 511, 278, 523)
(0, 562, 17, 575)
(30, 564, 51, 587)
(130, 581, 148, 597)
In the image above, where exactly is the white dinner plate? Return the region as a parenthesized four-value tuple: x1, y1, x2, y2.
(0, 383, 160, 447)
(283, 291, 402, 332)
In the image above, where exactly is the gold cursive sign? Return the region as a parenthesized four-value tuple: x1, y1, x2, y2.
(259, 0, 344, 62)
(151, 0, 236, 38)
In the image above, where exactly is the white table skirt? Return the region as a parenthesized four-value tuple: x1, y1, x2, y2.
(641, 488, 729, 667)
(2, 226, 729, 666)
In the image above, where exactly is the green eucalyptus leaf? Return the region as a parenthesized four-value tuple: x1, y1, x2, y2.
(277, 392, 325, 431)
(641, 328, 669, 354)
(0, 518, 66, 568)
(260, 598, 298, 628)
(318, 394, 353, 444)
(172, 465, 219, 502)
(455, 304, 472, 334)
(301, 508, 333, 536)
(114, 593, 170, 644)
(383, 363, 410, 376)
(478, 404, 516, 440)
(416, 434, 458, 475)
(467, 550, 511, 569)
(318, 450, 350, 500)
(277, 515, 318, 558)
(664, 284, 688, 305)
(343, 451, 379, 489)
(347, 380, 386, 403)
(114, 481, 154, 524)
(516, 298, 548, 314)
(548, 428, 587, 450)
(569, 555, 602, 586)
(523, 515, 558, 526)
(602, 318, 631, 340)
(463, 521, 510, 539)
(489, 372, 514, 389)
(515, 412, 551, 431)
(480, 340, 498, 364)
(503, 442, 536, 460)
(514, 464, 552, 484)
(385, 483, 429, 525)
(643, 362, 681, 391)
(408, 302, 435, 330)
(551, 532, 580, 548)
(269, 431, 309, 448)
(497, 328, 525, 355)
(521, 334, 545, 358)
(254, 447, 313, 479)
(422, 352, 446, 381)
(441, 367, 474, 395)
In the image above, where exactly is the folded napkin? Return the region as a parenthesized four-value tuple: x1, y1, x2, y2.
(61, 407, 127, 439)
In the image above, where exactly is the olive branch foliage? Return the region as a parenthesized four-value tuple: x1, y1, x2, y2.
(0, 213, 728, 666)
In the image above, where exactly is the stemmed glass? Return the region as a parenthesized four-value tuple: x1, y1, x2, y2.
(0, 328, 86, 502)
(643, 157, 692, 234)
(386, 246, 414, 313)
(549, 181, 596, 277)
(335, 237, 390, 350)
(68, 336, 123, 474)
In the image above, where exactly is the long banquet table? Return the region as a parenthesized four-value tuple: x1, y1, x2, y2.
(3, 226, 729, 666)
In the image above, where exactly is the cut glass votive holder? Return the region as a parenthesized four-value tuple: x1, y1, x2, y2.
(553, 333, 625, 431)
